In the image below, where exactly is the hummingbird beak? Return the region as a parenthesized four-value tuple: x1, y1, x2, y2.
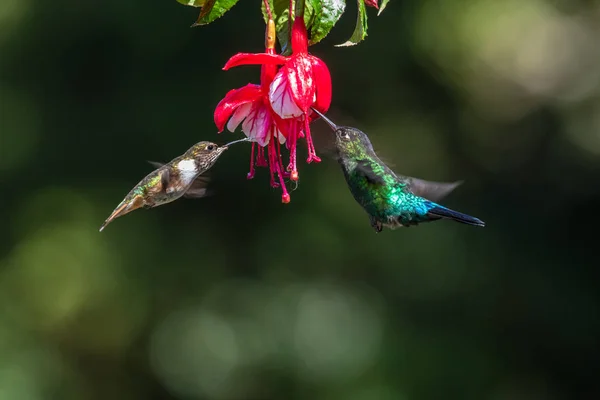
(310, 107, 338, 132)
(223, 137, 250, 149)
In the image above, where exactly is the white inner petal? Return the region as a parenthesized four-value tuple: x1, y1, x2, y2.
(276, 128, 286, 144)
(269, 72, 303, 119)
(227, 102, 253, 133)
(242, 104, 271, 147)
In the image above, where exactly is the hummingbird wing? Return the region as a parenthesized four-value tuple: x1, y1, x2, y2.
(355, 159, 387, 185)
(406, 178, 463, 202)
(147, 160, 165, 169)
(183, 176, 213, 199)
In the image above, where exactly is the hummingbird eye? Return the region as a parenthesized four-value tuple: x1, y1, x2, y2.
(207, 145, 215, 151)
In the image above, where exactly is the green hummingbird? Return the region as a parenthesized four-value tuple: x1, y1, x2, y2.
(311, 108, 485, 232)
(99, 138, 248, 232)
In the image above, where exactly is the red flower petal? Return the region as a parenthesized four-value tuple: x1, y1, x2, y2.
(285, 54, 316, 112)
(214, 84, 261, 132)
(310, 56, 332, 114)
(223, 53, 287, 70)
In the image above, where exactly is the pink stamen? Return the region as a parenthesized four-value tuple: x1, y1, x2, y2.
(287, 122, 298, 179)
(304, 116, 321, 163)
(257, 145, 267, 167)
(275, 135, 290, 179)
(268, 138, 290, 201)
(247, 142, 256, 179)
(268, 153, 278, 187)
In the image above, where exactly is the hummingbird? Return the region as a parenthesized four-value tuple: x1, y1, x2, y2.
(99, 138, 249, 232)
(311, 108, 485, 232)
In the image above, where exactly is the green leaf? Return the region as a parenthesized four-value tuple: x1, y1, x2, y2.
(176, 0, 205, 7)
(309, 0, 346, 45)
(191, 0, 241, 26)
(335, 0, 368, 47)
(377, 0, 390, 16)
(262, 0, 346, 52)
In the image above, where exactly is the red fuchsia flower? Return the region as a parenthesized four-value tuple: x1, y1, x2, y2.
(214, 19, 292, 203)
(222, 3, 332, 181)
(364, 0, 379, 9)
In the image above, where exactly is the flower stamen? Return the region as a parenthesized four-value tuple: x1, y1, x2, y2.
(247, 142, 256, 179)
(304, 116, 321, 163)
(257, 146, 267, 167)
(267, 134, 290, 202)
(287, 122, 299, 181)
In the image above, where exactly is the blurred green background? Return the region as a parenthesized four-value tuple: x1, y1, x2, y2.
(1, 0, 599, 399)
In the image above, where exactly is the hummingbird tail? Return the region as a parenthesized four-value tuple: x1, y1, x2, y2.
(99, 196, 144, 232)
(426, 205, 485, 227)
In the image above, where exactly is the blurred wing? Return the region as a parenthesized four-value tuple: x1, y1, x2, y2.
(146, 161, 171, 194)
(319, 145, 340, 161)
(147, 160, 164, 169)
(183, 176, 213, 199)
(407, 178, 463, 202)
(356, 159, 387, 185)
(158, 168, 171, 194)
(311, 127, 339, 161)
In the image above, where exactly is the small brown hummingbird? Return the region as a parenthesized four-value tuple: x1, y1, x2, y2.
(99, 138, 249, 232)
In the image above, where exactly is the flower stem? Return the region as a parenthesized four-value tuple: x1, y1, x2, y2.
(294, 0, 305, 21)
(288, 0, 294, 51)
(263, 0, 273, 20)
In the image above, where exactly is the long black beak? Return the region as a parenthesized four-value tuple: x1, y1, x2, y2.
(223, 137, 250, 148)
(311, 107, 338, 131)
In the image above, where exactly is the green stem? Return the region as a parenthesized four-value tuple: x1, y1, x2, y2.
(294, 0, 305, 20)
(288, 0, 294, 48)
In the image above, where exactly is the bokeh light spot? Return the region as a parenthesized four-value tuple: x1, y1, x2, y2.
(150, 308, 240, 399)
(0, 86, 40, 175)
(292, 284, 383, 382)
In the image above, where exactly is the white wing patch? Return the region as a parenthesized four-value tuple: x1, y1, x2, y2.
(176, 159, 199, 186)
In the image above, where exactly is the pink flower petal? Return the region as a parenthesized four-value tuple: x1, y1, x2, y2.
(242, 103, 272, 147)
(269, 68, 303, 119)
(226, 102, 253, 132)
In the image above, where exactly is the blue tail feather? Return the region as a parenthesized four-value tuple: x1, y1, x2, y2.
(426, 203, 485, 227)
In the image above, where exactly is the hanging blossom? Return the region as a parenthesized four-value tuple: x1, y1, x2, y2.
(214, 18, 293, 203)
(364, 0, 379, 8)
(221, 0, 332, 182)
(267, 7, 332, 178)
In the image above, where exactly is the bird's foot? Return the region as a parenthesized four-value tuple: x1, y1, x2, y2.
(370, 217, 383, 233)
